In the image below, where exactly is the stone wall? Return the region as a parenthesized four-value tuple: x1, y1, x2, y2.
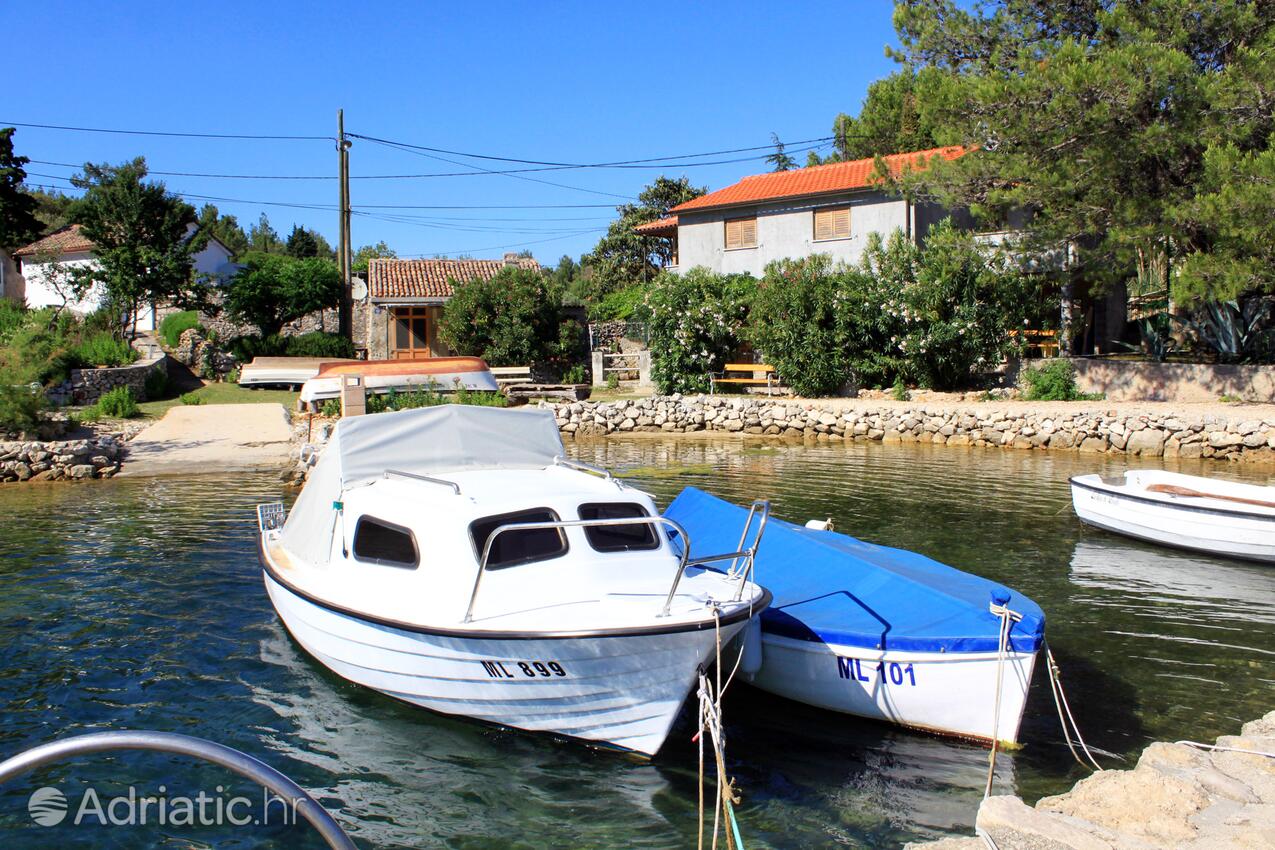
(69, 355, 168, 405)
(546, 395, 1275, 462)
(1051, 357, 1275, 403)
(0, 435, 125, 482)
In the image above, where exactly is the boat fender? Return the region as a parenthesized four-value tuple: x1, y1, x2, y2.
(740, 617, 764, 678)
(804, 517, 835, 531)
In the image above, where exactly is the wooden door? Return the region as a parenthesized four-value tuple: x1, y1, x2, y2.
(391, 307, 431, 359)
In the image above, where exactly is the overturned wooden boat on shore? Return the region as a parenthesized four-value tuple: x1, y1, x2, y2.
(256, 406, 770, 756)
(297, 357, 500, 408)
(1071, 470, 1275, 562)
(665, 487, 1045, 745)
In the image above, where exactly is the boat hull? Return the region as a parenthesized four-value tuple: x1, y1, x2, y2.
(264, 572, 746, 756)
(749, 634, 1037, 744)
(1071, 477, 1275, 562)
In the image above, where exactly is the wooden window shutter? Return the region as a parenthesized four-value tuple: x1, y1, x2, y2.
(814, 207, 851, 240)
(725, 217, 757, 249)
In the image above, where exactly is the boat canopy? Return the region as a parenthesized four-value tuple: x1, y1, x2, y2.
(281, 406, 565, 566)
(665, 487, 1045, 654)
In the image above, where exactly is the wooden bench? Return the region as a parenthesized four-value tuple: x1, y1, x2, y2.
(1010, 330, 1060, 358)
(710, 363, 780, 394)
(489, 365, 532, 388)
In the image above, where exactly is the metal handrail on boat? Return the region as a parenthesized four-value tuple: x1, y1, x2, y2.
(0, 730, 357, 850)
(552, 455, 622, 488)
(728, 500, 770, 602)
(464, 515, 691, 623)
(384, 468, 462, 495)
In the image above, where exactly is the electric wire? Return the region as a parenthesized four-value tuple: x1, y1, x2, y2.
(2, 120, 331, 141)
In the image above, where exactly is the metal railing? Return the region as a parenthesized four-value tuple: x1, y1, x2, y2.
(463, 504, 771, 623)
(0, 730, 357, 850)
(553, 455, 622, 488)
(384, 468, 462, 495)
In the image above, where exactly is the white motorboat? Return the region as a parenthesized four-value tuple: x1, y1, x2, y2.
(238, 356, 359, 389)
(256, 405, 770, 756)
(1070, 470, 1275, 562)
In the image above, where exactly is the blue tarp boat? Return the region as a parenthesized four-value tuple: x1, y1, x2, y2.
(665, 486, 1046, 744)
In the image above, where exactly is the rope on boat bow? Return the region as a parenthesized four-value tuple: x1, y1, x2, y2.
(696, 606, 746, 850)
(984, 596, 1022, 798)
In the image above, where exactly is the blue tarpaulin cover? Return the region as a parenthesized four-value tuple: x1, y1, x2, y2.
(665, 487, 1046, 654)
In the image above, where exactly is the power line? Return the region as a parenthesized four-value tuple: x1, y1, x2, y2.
(3, 120, 330, 141)
(398, 228, 608, 258)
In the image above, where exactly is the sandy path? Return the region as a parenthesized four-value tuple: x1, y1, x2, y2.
(119, 403, 295, 476)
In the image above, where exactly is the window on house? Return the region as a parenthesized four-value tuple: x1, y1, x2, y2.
(352, 516, 419, 568)
(813, 207, 851, 241)
(578, 503, 660, 553)
(471, 508, 567, 569)
(724, 217, 758, 249)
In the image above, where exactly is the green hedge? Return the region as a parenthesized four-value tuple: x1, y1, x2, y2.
(159, 311, 204, 349)
(227, 331, 354, 362)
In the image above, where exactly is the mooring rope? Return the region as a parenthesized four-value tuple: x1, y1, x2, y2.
(984, 601, 1021, 798)
(1174, 740, 1275, 759)
(1044, 644, 1104, 771)
(695, 606, 745, 850)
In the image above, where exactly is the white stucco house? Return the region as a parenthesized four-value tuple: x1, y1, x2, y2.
(635, 146, 976, 276)
(11, 224, 239, 331)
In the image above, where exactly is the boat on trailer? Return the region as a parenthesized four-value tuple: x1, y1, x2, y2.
(665, 487, 1045, 745)
(1070, 469, 1275, 562)
(257, 406, 770, 756)
(297, 357, 500, 408)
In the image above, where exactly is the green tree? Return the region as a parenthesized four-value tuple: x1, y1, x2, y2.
(286, 224, 320, 258)
(70, 158, 206, 336)
(765, 133, 797, 171)
(352, 240, 397, 275)
(223, 252, 341, 336)
(887, 0, 1275, 301)
(582, 176, 706, 301)
(27, 189, 76, 237)
(437, 265, 577, 370)
(0, 128, 41, 253)
(196, 203, 249, 258)
(248, 213, 282, 254)
(810, 70, 940, 166)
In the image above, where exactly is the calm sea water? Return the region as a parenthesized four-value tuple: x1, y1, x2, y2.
(1, 439, 1272, 848)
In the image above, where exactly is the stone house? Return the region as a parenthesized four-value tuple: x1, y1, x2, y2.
(11, 224, 239, 331)
(359, 253, 541, 360)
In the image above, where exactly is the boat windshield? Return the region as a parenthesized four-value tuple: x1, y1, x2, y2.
(577, 503, 659, 553)
(470, 508, 568, 569)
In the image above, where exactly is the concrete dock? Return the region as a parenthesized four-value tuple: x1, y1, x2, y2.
(910, 711, 1275, 849)
(118, 403, 295, 476)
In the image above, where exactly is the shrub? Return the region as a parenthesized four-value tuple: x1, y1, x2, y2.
(224, 253, 341, 337)
(1020, 359, 1102, 401)
(159, 310, 203, 349)
(647, 268, 755, 394)
(319, 398, 342, 417)
(0, 300, 27, 346)
(891, 376, 910, 401)
(590, 285, 650, 322)
(96, 386, 139, 418)
(749, 255, 868, 397)
(438, 266, 576, 368)
(180, 391, 204, 405)
(143, 367, 171, 400)
(75, 332, 138, 367)
(284, 331, 355, 359)
(561, 363, 587, 385)
(606, 372, 619, 390)
(0, 370, 46, 434)
(225, 367, 240, 384)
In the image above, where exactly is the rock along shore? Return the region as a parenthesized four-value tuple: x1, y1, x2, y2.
(907, 711, 1275, 849)
(0, 436, 125, 482)
(545, 395, 1275, 462)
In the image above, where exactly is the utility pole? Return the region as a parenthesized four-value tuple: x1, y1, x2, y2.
(337, 109, 353, 341)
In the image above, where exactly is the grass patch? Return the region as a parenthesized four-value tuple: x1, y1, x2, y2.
(135, 383, 299, 418)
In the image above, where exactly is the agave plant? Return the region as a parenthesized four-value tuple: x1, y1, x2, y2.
(1174, 298, 1272, 362)
(1116, 313, 1176, 362)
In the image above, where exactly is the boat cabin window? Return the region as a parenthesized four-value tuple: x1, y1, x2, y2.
(352, 516, 419, 568)
(471, 508, 567, 569)
(578, 503, 660, 553)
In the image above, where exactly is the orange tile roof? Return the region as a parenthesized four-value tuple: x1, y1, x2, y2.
(671, 146, 969, 213)
(367, 257, 541, 300)
(13, 224, 96, 257)
(633, 216, 678, 235)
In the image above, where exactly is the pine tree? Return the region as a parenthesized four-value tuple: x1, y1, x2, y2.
(0, 128, 41, 253)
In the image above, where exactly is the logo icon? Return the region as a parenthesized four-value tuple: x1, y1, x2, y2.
(28, 786, 68, 826)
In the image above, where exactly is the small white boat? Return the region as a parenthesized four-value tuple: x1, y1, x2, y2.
(1070, 470, 1275, 562)
(666, 488, 1044, 746)
(238, 357, 359, 389)
(257, 405, 770, 756)
(297, 356, 499, 406)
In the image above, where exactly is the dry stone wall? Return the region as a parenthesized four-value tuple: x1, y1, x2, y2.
(0, 435, 125, 482)
(68, 356, 168, 405)
(546, 395, 1275, 462)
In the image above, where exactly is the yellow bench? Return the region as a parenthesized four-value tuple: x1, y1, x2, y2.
(710, 363, 780, 393)
(1010, 330, 1060, 358)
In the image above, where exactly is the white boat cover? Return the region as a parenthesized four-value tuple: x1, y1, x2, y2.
(281, 405, 565, 566)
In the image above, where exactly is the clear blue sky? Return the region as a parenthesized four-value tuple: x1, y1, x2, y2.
(6, 1, 902, 263)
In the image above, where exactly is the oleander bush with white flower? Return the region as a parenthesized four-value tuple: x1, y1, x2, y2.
(646, 267, 755, 393)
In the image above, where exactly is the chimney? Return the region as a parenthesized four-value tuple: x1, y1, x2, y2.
(503, 252, 520, 266)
